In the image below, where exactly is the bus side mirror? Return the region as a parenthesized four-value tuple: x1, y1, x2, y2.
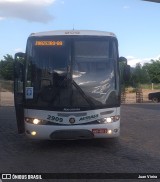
(119, 56, 130, 82)
(14, 62, 24, 80)
(119, 56, 127, 64)
(15, 52, 25, 59)
(123, 65, 130, 82)
(14, 52, 25, 80)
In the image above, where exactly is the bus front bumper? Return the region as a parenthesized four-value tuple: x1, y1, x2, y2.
(25, 122, 120, 140)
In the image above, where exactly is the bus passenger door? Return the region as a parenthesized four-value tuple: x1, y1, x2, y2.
(14, 53, 25, 134)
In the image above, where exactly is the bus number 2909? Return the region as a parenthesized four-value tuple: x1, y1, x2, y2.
(47, 115, 63, 122)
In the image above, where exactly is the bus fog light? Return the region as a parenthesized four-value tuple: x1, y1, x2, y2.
(108, 130, 112, 134)
(33, 119, 41, 125)
(114, 129, 118, 133)
(31, 131, 37, 136)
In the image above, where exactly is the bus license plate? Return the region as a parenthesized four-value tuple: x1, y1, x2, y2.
(92, 129, 108, 134)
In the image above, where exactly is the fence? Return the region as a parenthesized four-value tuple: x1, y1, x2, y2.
(121, 89, 126, 104)
(121, 87, 160, 104)
(136, 88, 143, 103)
(141, 83, 160, 90)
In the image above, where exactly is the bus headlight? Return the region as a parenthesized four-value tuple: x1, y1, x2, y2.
(106, 118, 112, 123)
(97, 115, 120, 124)
(25, 118, 48, 125)
(31, 131, 37, 136)
(33, 119, 41, 125)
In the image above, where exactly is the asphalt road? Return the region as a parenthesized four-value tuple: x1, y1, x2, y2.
(0, 104, 160, 182)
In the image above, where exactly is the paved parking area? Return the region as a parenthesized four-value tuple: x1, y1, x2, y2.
(0, 104, 160, 181)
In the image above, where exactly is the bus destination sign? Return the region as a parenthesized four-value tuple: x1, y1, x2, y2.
(35, 41, 63, 46)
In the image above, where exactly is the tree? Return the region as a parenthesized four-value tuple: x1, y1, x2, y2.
(0, 54, 14, 80)
(143, 58, 160, 83)
(131, 63, 151, 87)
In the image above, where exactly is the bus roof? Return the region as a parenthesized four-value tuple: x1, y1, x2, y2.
(29, 30, 116, 38)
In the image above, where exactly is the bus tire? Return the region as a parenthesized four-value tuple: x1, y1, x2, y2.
(152, 97, 159, 103)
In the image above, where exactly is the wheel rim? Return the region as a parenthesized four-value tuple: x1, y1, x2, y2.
(152, 98, 158, 103)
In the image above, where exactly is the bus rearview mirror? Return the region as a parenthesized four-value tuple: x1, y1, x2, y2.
(14, 61, 24, 80)
(14, 52, 25, 80)
(119, 56, 127, 64)
(15, 52, 25, 59)
(123, 65, 130, 82)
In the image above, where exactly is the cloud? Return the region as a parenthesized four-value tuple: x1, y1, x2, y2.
(0, 0, 56, 23)
(127, 56, 142, 67)
(0, 16, 5, 20)
(14, 48, 24, 52)
(126, 55, 160, 67)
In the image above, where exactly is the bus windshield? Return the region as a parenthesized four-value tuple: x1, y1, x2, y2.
(25, 36, 119, 110)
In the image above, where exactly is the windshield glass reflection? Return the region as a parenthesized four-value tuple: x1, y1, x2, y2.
(25, 37, 118, 110)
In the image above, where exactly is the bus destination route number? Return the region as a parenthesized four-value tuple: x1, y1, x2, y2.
(35, 41, 63, 46)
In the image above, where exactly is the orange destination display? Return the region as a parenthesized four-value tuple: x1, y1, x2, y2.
(35, 41, 63, 46)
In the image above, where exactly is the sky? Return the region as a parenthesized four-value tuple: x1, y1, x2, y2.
(0, 0, 160, 67)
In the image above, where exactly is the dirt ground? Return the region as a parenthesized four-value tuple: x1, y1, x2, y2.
(0, 89, 160, 106)
(0, 91, 14, 106)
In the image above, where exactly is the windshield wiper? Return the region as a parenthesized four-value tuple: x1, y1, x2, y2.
(72, 80, 95, 109)
(40, 71, 95, 109)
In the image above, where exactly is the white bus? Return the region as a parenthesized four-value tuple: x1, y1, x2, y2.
(14, 30, 129, 140)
